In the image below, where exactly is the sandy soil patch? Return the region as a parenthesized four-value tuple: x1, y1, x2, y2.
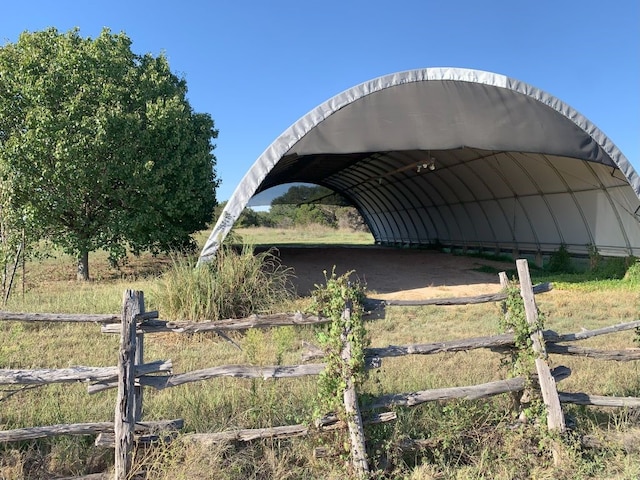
(272, 246, 515, 300)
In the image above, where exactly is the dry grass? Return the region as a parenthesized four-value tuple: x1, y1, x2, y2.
(231, 225, 374, 246)
(1, 229, 640, 479)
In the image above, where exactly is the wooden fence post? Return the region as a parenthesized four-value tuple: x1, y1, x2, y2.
(498, 271, 509, 289)
(515, 259, 565, 433)
(341, 300, 369, 476)
(115, 290, 143, 480)
(134, 294, 146, 423)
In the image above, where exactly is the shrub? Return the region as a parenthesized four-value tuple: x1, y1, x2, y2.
(624, 257, 640, 284)
(583, 244, 636, 280)
(154, 246, 294, 321)
(593, 256, 629, 279)
(336, 206, 369, 232)
(546, 244, 573, 273)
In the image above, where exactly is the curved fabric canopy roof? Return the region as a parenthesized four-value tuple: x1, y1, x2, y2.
(199, 67, 640, 263)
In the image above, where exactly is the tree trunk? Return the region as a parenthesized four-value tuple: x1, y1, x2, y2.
(77, 250, 89, 281)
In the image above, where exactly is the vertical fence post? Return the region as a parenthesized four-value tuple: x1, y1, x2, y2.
(515, 259, 565, 433)
(134, 294, 145, 423)
(340, 299, 369, 476)
(498, 271, 509, 290)
(115, 290, 143, 480)
(498, 271, 510, 317)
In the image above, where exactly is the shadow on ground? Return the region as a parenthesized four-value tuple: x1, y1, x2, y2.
(264, 246, 515, 298)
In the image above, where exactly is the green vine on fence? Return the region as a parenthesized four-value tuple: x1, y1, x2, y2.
(310, 269, 368, 418)
(499, 281, 546, 421)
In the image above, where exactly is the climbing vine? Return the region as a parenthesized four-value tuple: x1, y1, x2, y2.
(499, 281, 547, 421)
(310, 269, 368, 417)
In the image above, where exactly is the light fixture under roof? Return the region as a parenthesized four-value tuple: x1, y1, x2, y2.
(417, 157, 436, 173)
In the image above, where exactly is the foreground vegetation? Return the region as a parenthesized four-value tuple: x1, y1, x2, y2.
(1, 228, 640, 479)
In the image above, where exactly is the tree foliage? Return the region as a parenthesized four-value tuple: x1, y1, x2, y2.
(214, 201, 273, 229)
(0, 28, 219, 279)
(212, 185, 369, 234)
(271, 185, 349, 207)
(268, 185, 368, 231)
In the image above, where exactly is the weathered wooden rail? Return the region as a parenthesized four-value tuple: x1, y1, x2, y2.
(0, 419, 183, 443)
(5, 320, 640, 391)
(2, 260, 640, 478)
(0, 310, 158, 324)
(0, 361, 172, 385)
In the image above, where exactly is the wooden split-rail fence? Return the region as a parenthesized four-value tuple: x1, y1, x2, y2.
(2, 259, 640, 478)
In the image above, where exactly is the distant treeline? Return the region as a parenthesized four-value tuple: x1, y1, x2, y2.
(215, 185, 369, 232)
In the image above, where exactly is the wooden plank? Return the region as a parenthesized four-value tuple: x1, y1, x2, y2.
(115, 290, 142, 480)
(381, 282, 552, 306)
(366, 366, 568, 410)
(89, 362, 327, 394)
(316, 411, 397, 431)
(546, 344, 640, 361)
(546, 319, 640, 342)
(325, 325, 640, 361)
(94, 419, 185, 448)
(558, 392, 640, 407)
(369, 377, 527, 409)
(0, 311, 121, 323)
(184, 413, 396, 446)
(0, 419, 182, 443)
(166, 312, 330, 332)
(94, 431, 178, 448)
(516, 259, 565, 433)
(365, 332, 516, 359)
(0, 366, 120, 385)
(0, 422, 113, 443)
(0, 360, 171, 386)
(101, 312, 331, 335)
(499, 271, 510, 318)
(0, 310, 157, 324)
(187, 424, 309, 444)
(137, 363, 325, 390)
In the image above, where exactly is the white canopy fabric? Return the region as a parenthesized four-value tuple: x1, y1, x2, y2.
(199, 67, 640, 263)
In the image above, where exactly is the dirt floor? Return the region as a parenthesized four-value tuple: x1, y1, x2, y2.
(273, 246, 515, 300)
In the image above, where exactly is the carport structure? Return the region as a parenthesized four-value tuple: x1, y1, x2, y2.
(199, 68, 640, 263)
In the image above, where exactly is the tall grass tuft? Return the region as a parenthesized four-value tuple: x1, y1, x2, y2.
(154, 246, 294, 321)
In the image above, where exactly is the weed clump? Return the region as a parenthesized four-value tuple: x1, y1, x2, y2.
(154, 246, 294, 321)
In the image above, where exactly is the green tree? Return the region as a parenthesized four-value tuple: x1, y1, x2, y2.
(214, 202, 272, 228)
(0, 28, 218, 280)
(268, 185, 350, 228)
(293, 203, 337, 227)
(271, 184, 349, 207)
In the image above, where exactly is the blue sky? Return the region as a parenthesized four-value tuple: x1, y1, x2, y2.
(2, 1, 638, 201)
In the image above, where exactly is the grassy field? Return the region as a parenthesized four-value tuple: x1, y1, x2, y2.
(232, 225, 375, 246)
(1, 227, 640, 479)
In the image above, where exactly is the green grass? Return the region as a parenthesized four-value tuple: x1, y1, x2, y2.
(231, 225, 375, 246)
(1, 227, 640, 478)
